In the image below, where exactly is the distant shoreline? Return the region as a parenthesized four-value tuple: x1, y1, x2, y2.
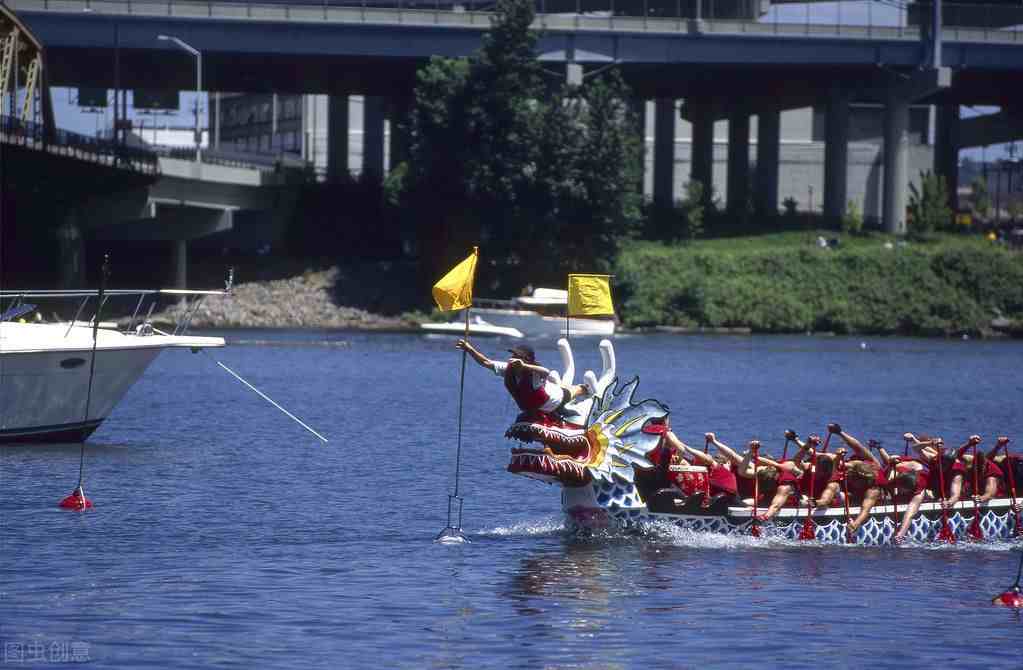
(146, 267, 419, 332)
(148, 233, 1023, 339)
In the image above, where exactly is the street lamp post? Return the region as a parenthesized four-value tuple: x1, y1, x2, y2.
(157, 34, 202, 163)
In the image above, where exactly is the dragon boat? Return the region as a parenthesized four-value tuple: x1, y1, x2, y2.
(503, 339, 1021, 545)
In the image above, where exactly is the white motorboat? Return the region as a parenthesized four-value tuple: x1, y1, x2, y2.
(421, 315, 524, 339)
(421, 287, 615, 339)
(0, 288, 226, 443)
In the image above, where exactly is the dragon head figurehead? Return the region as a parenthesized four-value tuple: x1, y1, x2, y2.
(505, 339, 669, 490)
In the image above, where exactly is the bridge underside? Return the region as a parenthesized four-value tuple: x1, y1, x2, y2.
(0, 143, 156, 288)
(33, 46, 1023, 111)
(8, 5, 1023, 250)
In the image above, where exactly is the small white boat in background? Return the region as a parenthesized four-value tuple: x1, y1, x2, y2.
(0, 288, 226, 443)
(421, 315, 524, 339)
(420, 287, 615, 339)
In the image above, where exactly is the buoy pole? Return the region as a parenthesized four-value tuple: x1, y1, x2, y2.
(436, 305, 471, 544)
(61, 254, 109, 511)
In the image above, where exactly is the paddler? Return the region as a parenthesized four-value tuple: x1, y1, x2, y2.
(750, 436, 810, 521)
(906, 433, 965, 510)
(961, 447, 1006, 504)
(704, 433, 778, 506)
(668, 432, 739, 501)
(874, 441, 932, 543)
(456, 339, 592, 417)
(817, 425, 888, 533)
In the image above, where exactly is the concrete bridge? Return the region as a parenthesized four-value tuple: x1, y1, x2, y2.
(3, 2, 295, 289)
(86, 157, 294, 291)
(9, 0, 1023, 234)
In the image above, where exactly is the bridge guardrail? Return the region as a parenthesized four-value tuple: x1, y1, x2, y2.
(1, 115, 160, 175)
(7, 0, 1022, 43)
(156, 144, 309, 172)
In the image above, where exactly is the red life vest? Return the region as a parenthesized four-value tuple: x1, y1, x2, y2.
(777, 460, 801, 488)
(887, 462, 929, 503)
(840, 461, 883, 504)
(967, 461, 1006, 497)
(708, 464, 738, 496)
(800, 460, 834, 499)
(733, 463, 774, 503)
(927, 460, 965, 499)
(733, 463, 757, 499)
(503, 366, 551, 413)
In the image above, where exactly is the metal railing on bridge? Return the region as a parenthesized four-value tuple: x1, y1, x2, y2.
(1, 115, 160, 175)
(7, 0, 1023, 42)
(149, 143, 311, 173)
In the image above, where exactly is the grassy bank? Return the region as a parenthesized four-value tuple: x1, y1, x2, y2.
(615, 232, 1023, 336)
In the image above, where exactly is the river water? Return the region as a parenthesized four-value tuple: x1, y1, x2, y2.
(2, 332, 1022, 668)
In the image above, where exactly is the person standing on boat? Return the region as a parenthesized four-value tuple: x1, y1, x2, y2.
(455, 339, 592, 416)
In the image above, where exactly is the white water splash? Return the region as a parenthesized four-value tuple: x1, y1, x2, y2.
(636, 520, 803, 549)
(913, 539, 1023, 553)
(476, 516, 566, 538)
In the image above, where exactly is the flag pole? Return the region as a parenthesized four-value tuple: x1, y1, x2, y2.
(436, 247, 477, 544)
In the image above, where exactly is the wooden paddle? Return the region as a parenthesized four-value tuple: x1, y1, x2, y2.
(934, 445, 957, 544)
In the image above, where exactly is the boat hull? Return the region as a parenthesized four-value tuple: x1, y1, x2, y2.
(0, 346, 163, 444)
(471, 307, 614, 337)
(562, 484, 1021, 545)
(0, 419, 103, 444)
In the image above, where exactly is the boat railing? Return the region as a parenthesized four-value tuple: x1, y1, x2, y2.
(0, 287, 231, 337)
(470, 297, 519, 310)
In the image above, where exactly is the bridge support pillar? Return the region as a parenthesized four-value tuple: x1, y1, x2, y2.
(566, 62, 583, 87)
(388, 95, 412, 172)
(56, 214, 84, 289)
(363, 95, 386, 180)
(824, 86, 850, 221)
(173, 239, 188, 292)
(727, 107, 750, 214)
(653, 97, 676, 208)
(328, 94, 349, 182)
(632, 98, 648, 196)
(755, 107, 780, 216)
(883, 93, 910, 235)
(934, 103, 960, 211)
(690, 102, 714, 206)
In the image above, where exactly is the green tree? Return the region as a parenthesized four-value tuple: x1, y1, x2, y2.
(972, 176, 992, 221)
(1008, 199, 1023, 223)
(908, 170, 951, 237)
(402, 0, 642, 292)
(841, 199, 863, 235)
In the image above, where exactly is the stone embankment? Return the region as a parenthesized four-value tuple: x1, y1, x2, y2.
(146, 268, 418, 330)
